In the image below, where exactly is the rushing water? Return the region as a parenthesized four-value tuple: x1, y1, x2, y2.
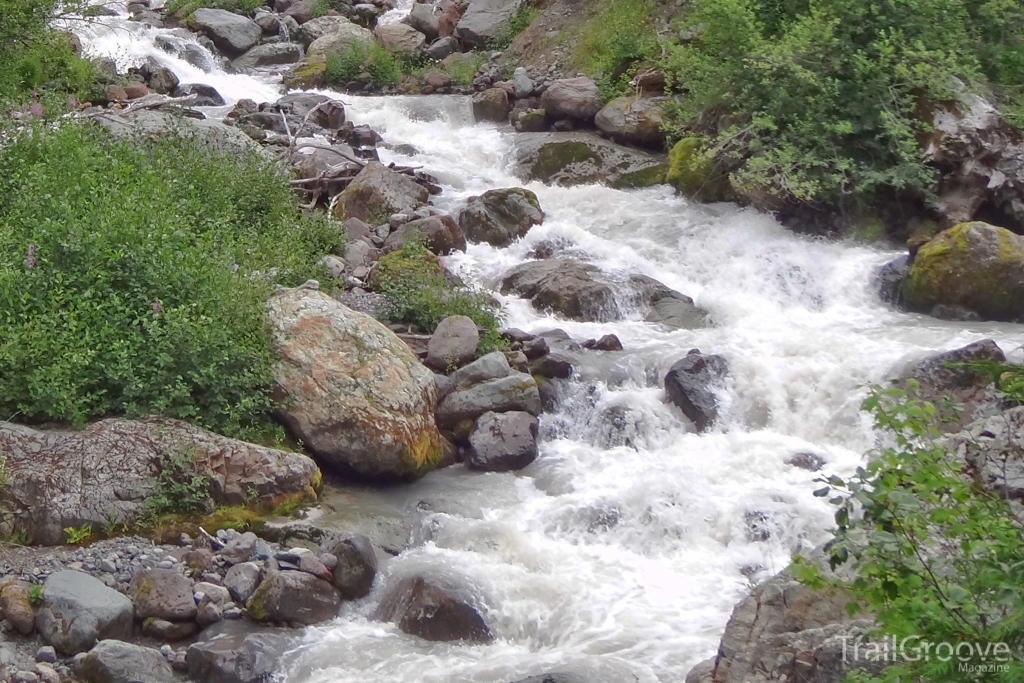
(76, 6, 1024, 683)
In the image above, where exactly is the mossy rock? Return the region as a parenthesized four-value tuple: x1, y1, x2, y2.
(666, 137, 729, 201)
(533, 141, 602, 183)
(286, 55, 327, 90)
(368, 249, 442, 291)
(902, 221, 1024, 321)
(612, 163, 668, 189)
(513, 132, 667, 188)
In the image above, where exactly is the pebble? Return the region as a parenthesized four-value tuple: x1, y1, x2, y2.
(34, 647, 56, 664)
(99, 559, 116, 573)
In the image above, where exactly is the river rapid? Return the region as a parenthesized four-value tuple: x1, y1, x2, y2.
(76, 6, 1024, 682)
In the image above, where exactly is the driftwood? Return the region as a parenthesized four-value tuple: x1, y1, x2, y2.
(84, 94, 203, 119)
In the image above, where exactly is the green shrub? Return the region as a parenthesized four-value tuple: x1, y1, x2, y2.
(372, 239, 505, 354)
(441, 52, 487, 86)
(324, 42, 402, 88)
(0, 122, 340, 438)
(799, 382, 1024, 683)
(490, 4, 539, 50)
(570, 0, 659, 100)
(166, 0, 263, 17)
(144, 447, 211, 518)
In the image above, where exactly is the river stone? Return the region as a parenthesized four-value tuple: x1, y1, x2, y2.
(246, 571, 341, 625)
(319, 532, 377, 599)
(173, 82, 226, 106)
(147, 66, 178, 94)
(186, 620, 294, 683)
(187, 9, 262, 57)
(383, 215, 467, 256)
(375, 23, 426, 53)
(876, 254, 911, 306)
(142, 618, 198, 641)
(232, 42, 304, 71)
(472, 88, 511, 123)
(94, 109, 258, 159)
(296, 15, 368, 49)
(35, 572, 133, 655)
(466, 411, 539, 471)
(254, 10, 279, 35)
(331, 161, 429, 224)
(426, 316, 480, 371)
(455, 0, 524, 49)
(128, 569, 196, 622)
(0, 418, 318, 545)
(375, 576, 492, 643)
(223, 563, 263, 604)
(458, 187, 544, 247)
(664, 350, 729, 433)
(512, 67, 534, 98)
(195, 582, 232, 607)
(284, 0, 314, 23)
(76, 640, 175, 683)
(902, 222, 1024, 321)
(540, 77, 602, 121)
(948, 406, 1024, 506)
(451, 351, 511, 390)
(594, 96, 667, 147)
(404, 2, 440, 41)
(268, 285, 444, 480)
(436, 373, 542, 428)
(512, 132, 667, 188)
(0, 581, 36, 635)
(425, 35, 457, 60)
(306, 19, 374, 57)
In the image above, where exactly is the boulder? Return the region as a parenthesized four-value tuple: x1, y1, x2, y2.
(223, 563, 263, 604)
(595, 96, 666, 147)
(472, 88, 511, 123)
(949, 406, 1024, 506)
(383, 215, 467, 255)
(218, 532, 258, 565)
(35, 572, 133, 655)
(319, 532, 377, 599)
(895, 339, 1006, 430)
(93, 110, 258, 159)
(512, 67, 533, 99)
(128, 569, 197, 622)
(436, 373, 542, 428)
(512, 132, 667, 188)
(267, 285, 444, 479)
(425, 35, 457, 60)
(307, 25, 374, 60)
(283, 0, 314, 23)
(330, 160, 429, 224)
(76, 641, 175, 683)
(0, 418, 318, 545)
(876, 254, 911, 306)
(0, 581, 36, 635)
(404, 2, 440, 41)
(466, 411, 539, 471)
(296, 15, 369, 49)
(246, 571, 341, 625)
(664, 350, 729, 432)
(142, 619, 198, 641)
(455, 0, 524, 49)
(540, 77, 601, 121)
(665, 136, 729, 201)
(426, 316, 480, 371)
(173, 82, 226, 106)
(459, 187, 543, 247)
(254, 11, 280, 35)
(232, 42, 304, 71)
(147, 67, 178, 94)
(375, 23, 426, 54)
(451, 351, 510, 390)
(902, 222, 1024, 321)
(186, 621, 294, 683)
(375, 576, 492, 643)
(187, 9, 262, 57)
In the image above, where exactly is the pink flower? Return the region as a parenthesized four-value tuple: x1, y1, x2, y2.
(152, 300, 162, 314)
(25, 244, 35, 269)
(29, 102, 43, 118)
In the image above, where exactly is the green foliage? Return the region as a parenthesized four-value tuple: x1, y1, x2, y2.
(490, 4, 539, 50)
(324, 42, 402, 88)
(949, 360, 1024, 405)
(167, 0, 263, 18)
(661, 0, 1024, 210)
(0, 122, 340, 438)
(441, 53, 486, 86)
(373, 238, 506, 354)
(570, 0, 659, 101)
(4, 528, 31, 546)
(102, 511, 126, 538)
(145, 447, 211, 518)
(63, 523, 92, 544)
(27, 583, 43, 605)
(802, 382, 1024, 682)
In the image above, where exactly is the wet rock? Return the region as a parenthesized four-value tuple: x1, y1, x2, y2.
(876, 254, 910, 306)
(35, 572, 133, 655)
(375, 23, 426, 53)
(425, 36, 457, 60)
(522, 336, 549, 360)
(254, 11, 280, 35)
(383, 215, 467, 255)
(142, 618, 198, 641)
(466, 411, 539, 471)
(664, 350, 729, 433)
(173, 82, 225, 106)
(246, 571, 341, 625)
(186, 621, 293, 683)
(451, 351, 511, 389)
(187, 8, 262, 57)
(513, 132, 667, 189)
(76, 640, 175, 683)
(284, 0, 314, 23)
(531, 353, 574, 379)
(0, 418, 317, 545)
(218, 532, 258, 565)
(595, 96, 667, 147)
(436, 374, 542, 428)
(375, 576, 492, 643)
(317, 532, 378, 599)
(232, 42, 304, 71)
(459, 187, 544, 247)
(540, 77, 601, 122)
(472, 88, 511, 123)
(902, 222, 1024, 321)
(331, 160, 429, 223)
(298, 554, 333, 582)
(223, 563, 263, 604)
(306, 18, 374, 57)
(128, 569, 196, 622)
(684, 659, 715, 683)
(582, 334, 623, 351)
(1, 581, 36, 635)
(404, 2, 440, 41)
(949, 406, 1024, 506)
(786, 452, 825, 471)
(455, 0, 525, 49)
(267, 285, 444, 480)
(147, 66, 178, 95)
(426, 316, 480, 371)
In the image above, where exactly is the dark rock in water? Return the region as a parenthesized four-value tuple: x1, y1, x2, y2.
(147, 66, 179, 95)
(512, 132, 667, 189)
(473, 88, 511, 123)
(173, 83, 225, 106)
(510, 675, 589, 683)
(582, 334, 623, 351)
(375, 576, 492, 643)
(875, 254, 910, 306)
(458, 187, 544, 247)
(245, 570, 341, 625)
(531, 353, 574, 379)
(522, 336, 549, 360)
(466, 411, 539, 472)
(895, 339, 1006, 431)
(435, 374, 542, 429)
(319, 532, 377, 600)
(684, 659, 715, 683)
(664, 350, 729, 432)
(274, 92, 346, 129)
(186, 620, 295, 683)
(785, 452, 825, 471)
(76, 640, 175, 683)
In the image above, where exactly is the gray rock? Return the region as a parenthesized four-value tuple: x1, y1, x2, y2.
(374, 23, 426, 54)
(404, 2, 440, 41)
(254, 11, 280, 35)
(664, 350, 729, 433)
(455, 0, 524, 49)
(876, 255, 910, 306)
(218, 532, 258, 565)
(459, 187, 544, 247)
(306, 18, 375, 57)
(450, 351, 511, 390)
(232, 42, 304, 71)
(197, 597, 224, 627)
(186, 621, 294, 683)
(173, 82, 225, 106)
(76, 641, 174, 683)
(35, 647, 57, 664)
(35, 572, 134, 655)
(512, 67, 534, 99)
(246, 571, 341, 625)
(383, 215, 467, 256)
(375, 576, 492, 643)
(147, 67, 178, 95)
(472, 88, 511, 123)
(540, 77, 601, 121)
(331, 160, 430, 224)
(128, 569, 196, 622)
(223, 563, 263, 604)
(188, 8, 262, 57)
(466, 411, 539, 471)
(684, 658, 715, 683)
(594, 96, 667, 147)
(142, 618, 198, 641)
(426, 316, 480, 371)
(194, 582, 232, 606)
(425, 36, 457, 60)
(948, 405, 1024, 504)
(319, 533, 377, 600)
(297, 15, 368, 49)
(436, 373, 542, 428)
(512, 132, 667, 189)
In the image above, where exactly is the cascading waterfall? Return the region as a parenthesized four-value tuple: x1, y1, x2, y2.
(74, 5, 1024, 683)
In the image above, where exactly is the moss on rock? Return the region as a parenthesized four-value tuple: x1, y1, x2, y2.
(666, 137, 728, 201)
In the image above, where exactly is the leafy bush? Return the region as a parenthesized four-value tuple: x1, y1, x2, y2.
(0, 122, 340, 438)
(441, 52, 486, 86)
(372, 239, 505, 354)
(800, 382, 1024, 683)
(324, 42, 402, 89)
(166, 0, 263, 17)
(951, 360, 1024, 405)
(570, 0, 659, 100)
(144, 447, 211, 518)
(661, 0, 1024, 211)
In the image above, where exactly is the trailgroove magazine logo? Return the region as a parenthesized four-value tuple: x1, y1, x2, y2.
(841, 635, 1014, 673)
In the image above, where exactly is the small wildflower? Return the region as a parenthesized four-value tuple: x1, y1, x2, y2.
(29, 102, 43, 118)
(152, 300, 162, 314)
(25, 244, 36, 269)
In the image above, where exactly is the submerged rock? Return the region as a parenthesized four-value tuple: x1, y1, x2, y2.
(512, 132, 667, 188)
(664, 350, 729, 432)
(459, 187, 544, 247)
(375, 576, 492, 643)
(319, 532, 377, 600)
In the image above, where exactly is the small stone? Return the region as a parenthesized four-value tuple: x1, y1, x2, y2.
(12, 671, 39, 683)
(196, 596, 223, 627)
(32, 665, 59, 683)
(99, 560, 117, 574)
(35, 647, 57, 664)
(224, 562, 262, 604)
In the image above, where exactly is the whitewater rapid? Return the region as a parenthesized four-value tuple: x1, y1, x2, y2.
(75, 7, 1024, 683)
